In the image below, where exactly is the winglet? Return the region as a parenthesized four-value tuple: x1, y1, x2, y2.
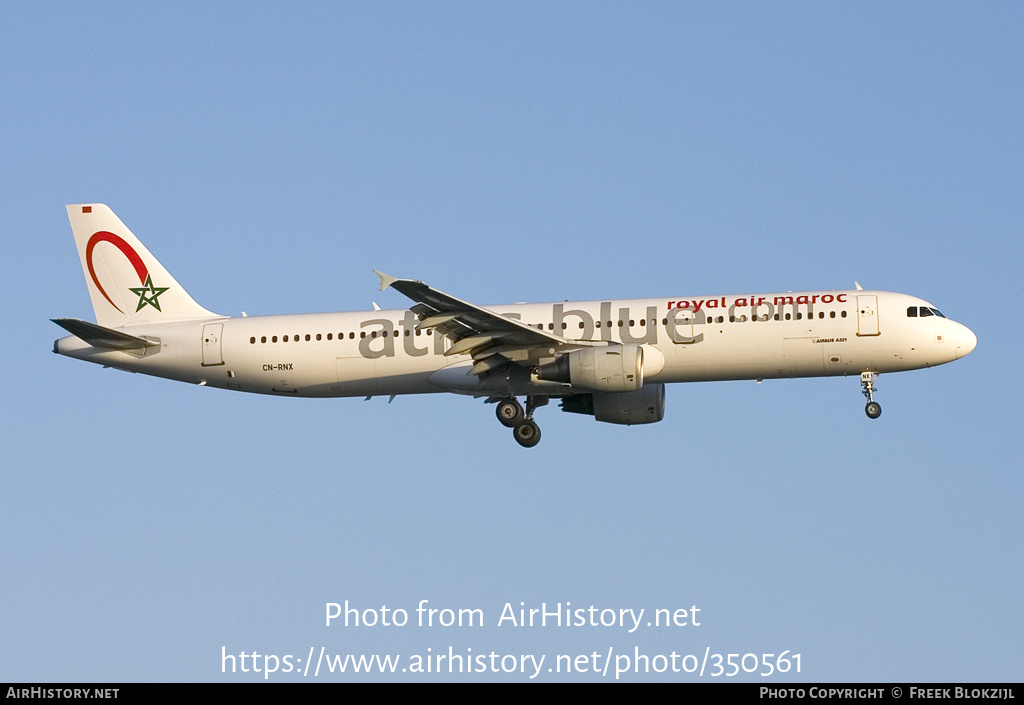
(855, 281, 863, 290)
(373, 270, 399, 291)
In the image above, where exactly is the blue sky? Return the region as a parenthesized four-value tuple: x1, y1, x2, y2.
(2, 2, 1021, 682)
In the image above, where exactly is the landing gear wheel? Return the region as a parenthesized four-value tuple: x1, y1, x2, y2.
(513, 420, 541, 448)
(496, 399, 525, 428)
(860, 371, 881, 419)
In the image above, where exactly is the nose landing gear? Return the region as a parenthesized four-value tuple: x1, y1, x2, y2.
(861, 371, 881, 419)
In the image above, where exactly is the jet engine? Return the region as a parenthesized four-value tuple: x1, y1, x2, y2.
(560, 384, 666, 425)
(537, 344, 644, 393)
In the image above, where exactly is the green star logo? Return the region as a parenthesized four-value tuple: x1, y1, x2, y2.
(129, 275, 170, 312)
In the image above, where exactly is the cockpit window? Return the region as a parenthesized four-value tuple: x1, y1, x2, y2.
(909, 306, 947, 319)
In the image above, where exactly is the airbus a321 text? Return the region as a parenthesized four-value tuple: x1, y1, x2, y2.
(53, 205, 977, 447)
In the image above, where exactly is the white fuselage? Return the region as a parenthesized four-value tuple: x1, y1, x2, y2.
(54, 289, 977, 399)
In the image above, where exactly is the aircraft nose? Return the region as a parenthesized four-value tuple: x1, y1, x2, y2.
(955, 325, 977, 359)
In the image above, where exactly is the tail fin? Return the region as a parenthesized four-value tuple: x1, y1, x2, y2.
(67, 204, 220, 327)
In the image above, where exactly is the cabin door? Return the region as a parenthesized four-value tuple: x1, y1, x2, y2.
(201, 323, 224, 366)
(856, 295, 880, 337)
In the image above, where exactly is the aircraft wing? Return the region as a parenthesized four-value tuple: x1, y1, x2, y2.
(374, 271, 588, 376)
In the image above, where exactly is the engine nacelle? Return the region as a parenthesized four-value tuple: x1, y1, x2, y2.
(560, 384, 666, 425)
(538, 344, 644, 393)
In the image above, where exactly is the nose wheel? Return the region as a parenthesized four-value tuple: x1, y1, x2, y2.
(861, 372, 881, 419)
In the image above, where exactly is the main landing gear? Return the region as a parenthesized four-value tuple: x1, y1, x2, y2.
(861, 371, 881, 419)
(495, 396, 547, 448)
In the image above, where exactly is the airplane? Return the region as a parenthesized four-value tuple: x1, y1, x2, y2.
(52, 204, 977, 447)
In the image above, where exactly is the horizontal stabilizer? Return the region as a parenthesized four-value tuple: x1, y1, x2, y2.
(51, 318, 160, 351)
